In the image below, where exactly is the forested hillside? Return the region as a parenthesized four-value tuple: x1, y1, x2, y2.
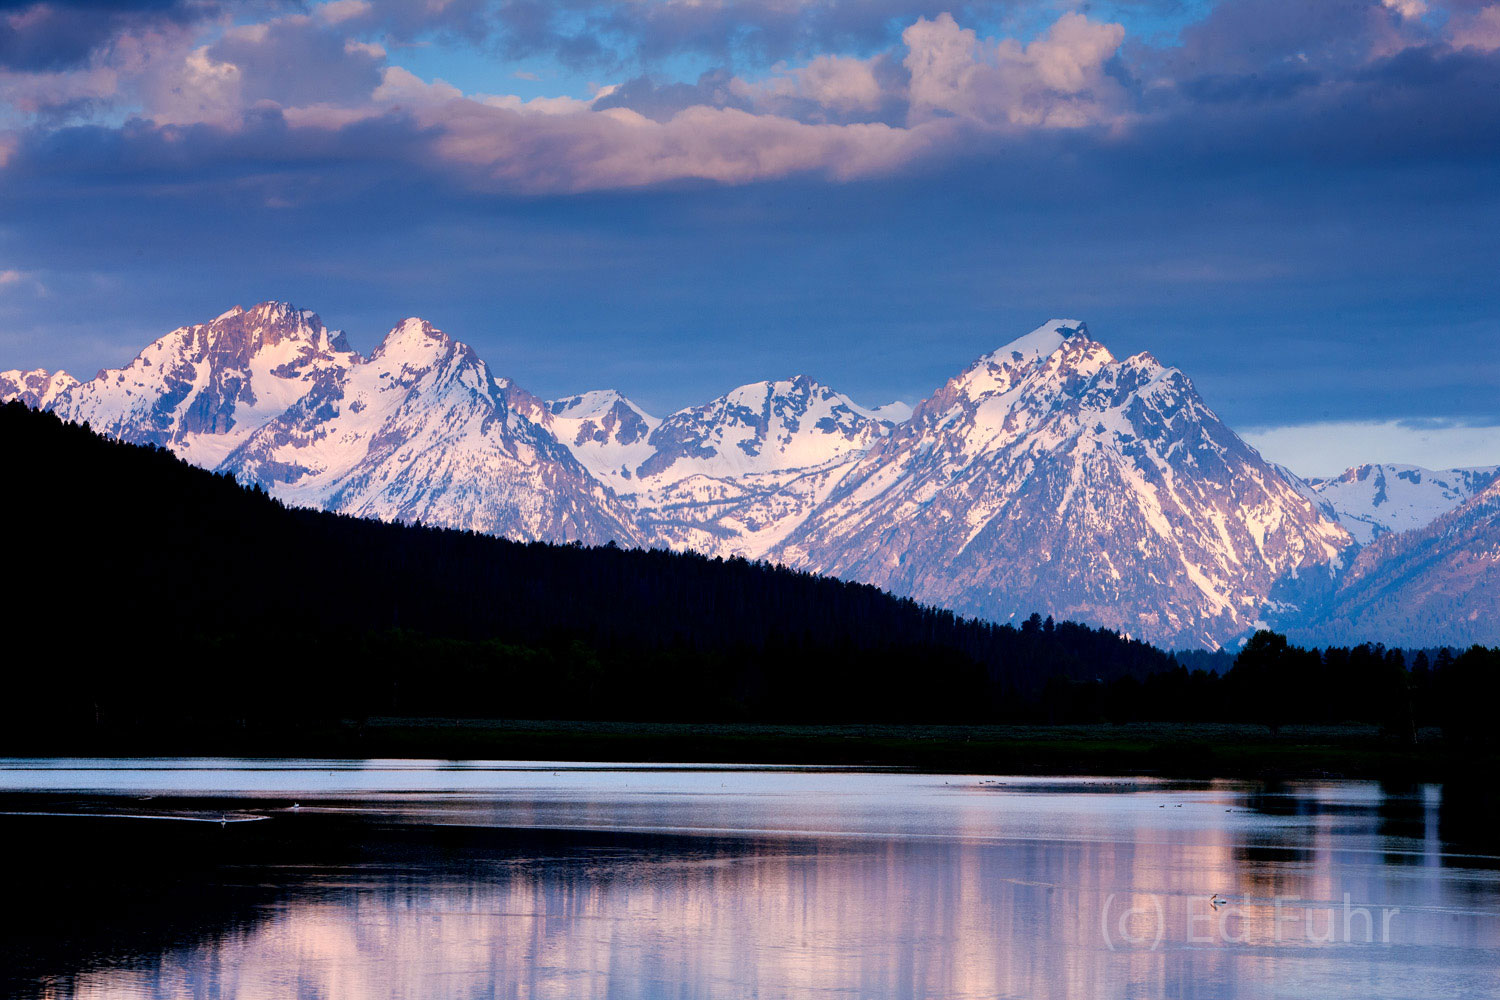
(0, 402, 1172, 734)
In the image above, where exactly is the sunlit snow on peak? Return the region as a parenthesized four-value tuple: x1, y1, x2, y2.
(981, 318, 1088, 368)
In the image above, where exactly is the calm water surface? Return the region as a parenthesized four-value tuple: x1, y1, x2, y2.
(1, 758, 1497, 999)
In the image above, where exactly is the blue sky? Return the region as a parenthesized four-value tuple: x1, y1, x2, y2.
(1, 0, 1498, 475)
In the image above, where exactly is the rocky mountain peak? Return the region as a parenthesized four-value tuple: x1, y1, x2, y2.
(548, 390, 659, 450)
(371, 317, 463, 365)
(978, 318, 1093, 367)
(195, 301, 348, 357)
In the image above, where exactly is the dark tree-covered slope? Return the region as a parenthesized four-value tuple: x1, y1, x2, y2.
(0, 402, 1173, 730)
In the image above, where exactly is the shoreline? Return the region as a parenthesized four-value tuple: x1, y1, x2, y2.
(4, 719, 1492, 781)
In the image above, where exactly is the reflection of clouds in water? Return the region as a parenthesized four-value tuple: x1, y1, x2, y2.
(54, 781, 1500, 1000)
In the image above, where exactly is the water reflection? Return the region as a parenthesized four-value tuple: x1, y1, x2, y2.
(1, 766, 1497, 1000)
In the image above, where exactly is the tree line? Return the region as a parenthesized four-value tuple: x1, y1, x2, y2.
(4, 400, 1494, 745)
(1040, 630, 1500, 746)
(1, 402, 1169, 735)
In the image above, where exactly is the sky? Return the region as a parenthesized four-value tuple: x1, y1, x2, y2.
(1, 0, 1498, 476)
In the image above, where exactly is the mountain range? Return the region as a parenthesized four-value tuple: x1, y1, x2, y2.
(4, 302, 1494, 649)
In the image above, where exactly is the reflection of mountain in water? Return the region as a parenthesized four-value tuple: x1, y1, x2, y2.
(4, 780, 1500, 1000)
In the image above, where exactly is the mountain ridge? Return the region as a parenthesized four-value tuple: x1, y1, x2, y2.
(16, 302, 1492, 649)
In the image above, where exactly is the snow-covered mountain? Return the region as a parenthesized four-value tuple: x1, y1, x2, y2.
(770, 321, 1353, 649)
(1302, 463, 1499, 544)
(541, 376, 908, 557)
(43, 302, 361, 468)
(1288, 476, 1500, 647)
(7, 303, 638, 545)
(21, 304, 1468, 648)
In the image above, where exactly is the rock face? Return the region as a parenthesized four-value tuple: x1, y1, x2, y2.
(1303, 464, 1499, 544)
(769, 321, 1352, 649)
(4, 305, 1394, 648)
(1289, 478, 1500, 647)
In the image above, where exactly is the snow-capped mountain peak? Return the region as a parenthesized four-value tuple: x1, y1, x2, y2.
(773, 318, 1351, 649)
(372, 317, 454, 360)
(29, 301, 360, 467)
(542, 389, 660, 482)
(980, 318, 1090, 367)
(536, 373, 911, 560)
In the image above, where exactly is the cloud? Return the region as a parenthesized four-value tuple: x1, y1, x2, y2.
(0, 0, 235, 78)
(489, 0, 975, 69)
(2, 2, 1499, 198)
(1382, 0, 1428, 17)
(590, 67, 757, 122)
(317, 0, 370, 25)
(398, 93, 940, 191)
(1452, 4, 1500, 50)
(903, 11, 1126, 127)
(205, 14, 385, 110)
(781, 53, 886, 112)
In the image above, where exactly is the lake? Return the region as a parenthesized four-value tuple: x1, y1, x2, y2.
(1, 759, 1497, 999)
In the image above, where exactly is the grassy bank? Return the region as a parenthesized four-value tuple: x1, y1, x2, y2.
(9, 719, 1493, 780)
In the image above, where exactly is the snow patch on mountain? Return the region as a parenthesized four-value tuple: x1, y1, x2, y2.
(1306, 463, 1500, 544)
(543, 389, 661, 486)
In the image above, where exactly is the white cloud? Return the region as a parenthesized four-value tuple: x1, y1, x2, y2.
(0, 268, 46, 296)
(903, 11, 1126, 128)
(1243, 420, 1500, 478)
(0, 7, 1132, 193)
